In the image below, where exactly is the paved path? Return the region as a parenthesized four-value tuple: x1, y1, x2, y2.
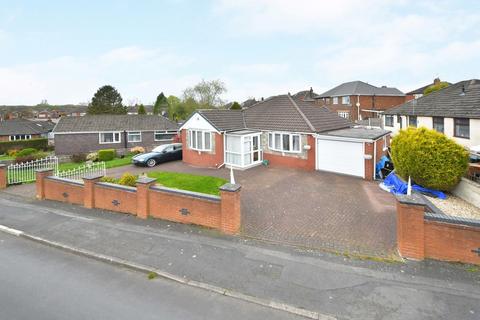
(0, 192, 479, 320)
(0, 232, 302, 320)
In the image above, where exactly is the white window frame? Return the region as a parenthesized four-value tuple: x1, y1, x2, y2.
(332, 97, 339, 105)
(268, 132, 301, 153)
(341, 96, 350, 104)
(338, 111, 350, 119)
(384, 115, 394, 127)
(127, 131, 142, 143)
(188, 130, 212, 151)
(99, 132, 121, 144)
(9, 134, 32, 141)
(154, 130, 176, 142)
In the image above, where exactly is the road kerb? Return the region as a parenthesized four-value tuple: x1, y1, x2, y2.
(0, 225, 334, 320)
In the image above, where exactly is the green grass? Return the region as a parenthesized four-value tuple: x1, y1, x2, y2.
(58, 155, 134, 171)
(147, 171, 228, 196)
(0, 154, 14, 161)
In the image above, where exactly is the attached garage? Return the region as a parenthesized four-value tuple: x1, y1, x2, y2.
(316, 138, 365, 178)
(315, 127, 391, 180)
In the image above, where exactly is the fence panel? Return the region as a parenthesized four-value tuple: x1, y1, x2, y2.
(7, 156, 58, 185)
(55, 162, 106, 181)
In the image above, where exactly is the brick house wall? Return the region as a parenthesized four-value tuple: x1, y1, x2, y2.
(316, 95, 406, 121)
(54, 130, 171, 155)
(262, 134, 316, 171)
(181, 129, 224, 168)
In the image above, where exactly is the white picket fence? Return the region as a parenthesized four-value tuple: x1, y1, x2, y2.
(56, 161, 106, 181)
(7, 156, 107, 185)
(7, 156, 59, 185)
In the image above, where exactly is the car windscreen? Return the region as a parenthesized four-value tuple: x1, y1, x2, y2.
(152, 145, 169, 153)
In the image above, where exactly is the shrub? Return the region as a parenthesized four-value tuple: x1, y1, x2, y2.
(98, 149, 116, 161)
(15, 155, 36, 163)
(130, 146, 145, 154)
(7, 149, 19, 157)
(16, 148, 38, 157)
(100, 176, 118, 184)
(33, 151, 49, 159)
(391, 127, 469, 191)
(71, 153, 87, 163)
(0, 138, 48, 154)
(118, 172, 137, 187)
(86, 152, 99, 162)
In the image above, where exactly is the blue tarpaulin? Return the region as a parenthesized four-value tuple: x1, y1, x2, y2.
(380, 172, 447, 199)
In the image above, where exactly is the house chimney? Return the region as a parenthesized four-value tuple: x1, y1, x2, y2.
(460, 84, 466, 96)
(309, 87, 313, 94)
(261, 97, 264, 101)
(434, 77, 440, 85)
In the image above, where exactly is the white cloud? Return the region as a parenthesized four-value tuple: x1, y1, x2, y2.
(0, 47, 196, 105)
(227, 63, 289, 77)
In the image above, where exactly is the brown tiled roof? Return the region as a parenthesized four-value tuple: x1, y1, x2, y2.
(0, 118, 55, 135)
(53, 115, 178, 133)
(197, 95, 352, 133)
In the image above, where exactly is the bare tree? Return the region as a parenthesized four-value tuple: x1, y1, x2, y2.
(183, 79, 227, 108)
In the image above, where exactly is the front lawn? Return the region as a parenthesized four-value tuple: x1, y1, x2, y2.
(0, 154, 14, 161)
(58, 154, 134, 171)
(147, 171, 227, 196)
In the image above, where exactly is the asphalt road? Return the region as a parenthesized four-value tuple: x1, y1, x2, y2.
(0, 233, 302, 320)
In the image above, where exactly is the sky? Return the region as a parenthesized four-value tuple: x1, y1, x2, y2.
(0, 0, 479, 105)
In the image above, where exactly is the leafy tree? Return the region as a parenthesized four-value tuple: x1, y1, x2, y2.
(137, 104, 146, 115)
(184, 79, 227, 108)
(424, 82, 449, 95)
(230, 101, 241, 110)
(391, 127, 469, 191)
(87, 85, 126, 115)
(166, 95, 181, 120)
(153, 92, 168, 115)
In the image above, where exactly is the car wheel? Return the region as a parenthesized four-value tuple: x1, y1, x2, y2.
(146, 159, 156, 167)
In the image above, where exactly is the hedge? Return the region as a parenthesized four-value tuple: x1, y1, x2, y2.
(98, 149, 116, 162)
(391, 127, 469, 191)
(0, 138, 48, 154)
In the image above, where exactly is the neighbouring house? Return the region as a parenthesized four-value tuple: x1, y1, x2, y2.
(314, 81, 406, 122)
(292, 87, 319, 102)
(179, 94, 390, 180)
(405, 78, 451, 101)
(382, 79, 480, 149)
(0, 118, 55, 142)
(53, 115, 179, 155)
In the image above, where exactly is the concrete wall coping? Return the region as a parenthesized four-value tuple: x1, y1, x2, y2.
(0, 163, 6, 168)
(219, 183, 242, 193)
(150, 185, 221, 202)
(95, 182, 137, 193)
(45, 176, 84, 186)
(395, 193, 427, 207)
(136, 177, 157, 185)
(35, 168, 54, 173)
(425, 212, 480, 228)
(82, 174, 104, 180)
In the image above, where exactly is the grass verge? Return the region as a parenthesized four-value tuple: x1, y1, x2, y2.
(147, 171, 227, 196)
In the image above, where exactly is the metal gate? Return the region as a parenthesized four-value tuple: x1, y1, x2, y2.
(7, 156, 58, 185)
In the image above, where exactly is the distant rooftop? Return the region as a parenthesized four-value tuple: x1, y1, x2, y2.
(317, 81, 404, 98)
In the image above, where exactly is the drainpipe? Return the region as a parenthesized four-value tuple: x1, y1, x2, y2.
(373, 139, 377, 181)
(123, 130, 127, 150)
(356, 95, 360, 121)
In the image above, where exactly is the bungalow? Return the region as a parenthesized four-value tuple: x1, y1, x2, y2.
(53, 115, 178, 155)
(0, 118, 55, 142)
(382, 79, 480, 149)
(179, 94, 390, 180)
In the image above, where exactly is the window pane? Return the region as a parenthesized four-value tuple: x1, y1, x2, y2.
(192, 131, 197, 148)
(455, 119, 469, 138)
(268, 133, 273, 148)
(292, 135, 300, 151)
(274, 133, 281, 150)
(155, 132, 175, 141)
(128, 132, 141, 142)
(409, 116, 417, 127)
(433, 117, 444, 133)
(197, 131, 203, 149)
(282, 134, 290, 151)
(204, 132, 211, 150)
(102, 133, 113, 143)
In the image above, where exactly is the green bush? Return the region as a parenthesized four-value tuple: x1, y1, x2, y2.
(71, 153, 87, 163)
(118, 172, 137, 187)
(391, 127, 469, 191)
(86, 152, 99, 162)
(0, 138, 48, 154)
(16, 148, 38, 157)
(100, 176, 118, 184)
(98, 149, 116, 161)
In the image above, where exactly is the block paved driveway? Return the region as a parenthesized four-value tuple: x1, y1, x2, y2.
(109, 161, 397, 257)
(5, 161, 396, 256)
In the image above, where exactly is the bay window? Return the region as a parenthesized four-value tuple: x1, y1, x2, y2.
(99, 132, 121, 144)
(188, 130, 212, 151)
(268, 132, 301, 153)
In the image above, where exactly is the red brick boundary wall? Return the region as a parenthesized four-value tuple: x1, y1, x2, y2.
(0, 164, 6, 189)
(35, 169, 241, 235)
(396, 194, 480, 265)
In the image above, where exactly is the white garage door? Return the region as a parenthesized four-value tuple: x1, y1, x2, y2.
(316, 138, 365, 178)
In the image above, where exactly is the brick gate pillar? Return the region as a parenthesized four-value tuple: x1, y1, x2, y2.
(82, 174, 104, 209)
(35, 169, 54, 199)
(136, 177, 157, 219)
(0, 164, 6, 189)
(396, 194, 426, 260)
(220, 183, 241, 235)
